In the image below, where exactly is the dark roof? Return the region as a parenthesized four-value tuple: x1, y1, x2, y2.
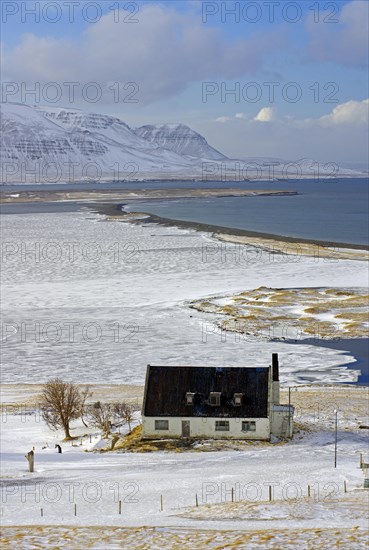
(143, 365, 270, 418)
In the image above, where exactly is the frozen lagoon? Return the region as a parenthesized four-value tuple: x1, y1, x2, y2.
(1, 210, 368, 544)
(1, 209, 368, 385)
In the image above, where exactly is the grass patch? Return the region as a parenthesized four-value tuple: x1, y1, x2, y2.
(220, 305, 238, 315)
(113, 426, 195, 452)
(303, 321, 337, 337)
(335, 312, 369, 322)
(324, 289, 354, 296)
(191, 287, 368, 340)
(111, 426, 286, 453)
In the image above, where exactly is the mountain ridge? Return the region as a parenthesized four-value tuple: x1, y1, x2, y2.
(134, 123, 227, 160)
(0, 103, 365, 184)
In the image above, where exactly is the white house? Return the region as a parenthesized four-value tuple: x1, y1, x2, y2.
(141, 353, 293, 440)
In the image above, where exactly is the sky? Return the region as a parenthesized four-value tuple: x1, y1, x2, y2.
(1, 0, 368, 164)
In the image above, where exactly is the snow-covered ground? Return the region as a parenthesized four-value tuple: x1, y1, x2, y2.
(1, 387, 368, 535)
(1, 210, 367, 384)
(191, 286, 368, 340)
(1, 208, 369, 546)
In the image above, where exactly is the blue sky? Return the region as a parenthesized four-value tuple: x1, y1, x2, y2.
(1, 0, 368, 163)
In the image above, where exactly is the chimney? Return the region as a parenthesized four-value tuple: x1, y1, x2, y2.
(272, 353, 279, 381)
(271, 353, 280, 405)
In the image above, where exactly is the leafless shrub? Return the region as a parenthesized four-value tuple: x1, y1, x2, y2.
(86, 401, 114, 437)
(86, 401, 139, 436)
(113, 402, 137, 431)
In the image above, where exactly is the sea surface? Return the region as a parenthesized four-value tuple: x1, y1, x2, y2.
(124, 179, 369, 246)
(2, 178, 368, 245)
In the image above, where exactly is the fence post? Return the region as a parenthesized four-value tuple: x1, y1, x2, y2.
(195, 493, 198, 507)
(25, 450, 34, 473)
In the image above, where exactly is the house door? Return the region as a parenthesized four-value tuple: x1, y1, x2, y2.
(182, 421, 190, 437)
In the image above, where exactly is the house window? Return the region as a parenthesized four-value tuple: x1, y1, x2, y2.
(209, 392, 221, 406)
(215, 420, 229, 431)
(242, 421, 256, 432)
(233, 393, 243, 406)
(155, 420, 169, 430)
(186, 392, 195, 405)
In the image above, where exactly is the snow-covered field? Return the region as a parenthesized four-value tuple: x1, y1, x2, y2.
(2, 526, 369, 549)
(1, 208, 369, 546)
(1, 210, 368, 385)
(1, 386, 368, 546)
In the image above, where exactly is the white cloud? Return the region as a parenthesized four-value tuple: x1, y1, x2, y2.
(306, 0, 368, 67)
(215, 116, 231, 123)
(1, 5, 285, 105)
(254, 107, 275, 122)
(202, 99, 368, 164)
(215, 113, 250, 123)
(318, 99, 369, 126)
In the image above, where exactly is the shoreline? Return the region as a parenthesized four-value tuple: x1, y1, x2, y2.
(1, 173, 368, 187)
(0, 188, 298, 204)
(1, 186, 368, 251)
(96, 201, 369, 253)
(284, 337, 369, 386)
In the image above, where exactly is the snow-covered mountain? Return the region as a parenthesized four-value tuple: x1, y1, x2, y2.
(0, 103, 365, 184)
(134, 123, 227, 160)
(0, 103, 208, 183)
(235, 157, 364, 179)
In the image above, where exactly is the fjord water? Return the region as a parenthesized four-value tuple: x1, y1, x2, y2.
(2, 178, 368, 245)
(124, 178, 369, 246)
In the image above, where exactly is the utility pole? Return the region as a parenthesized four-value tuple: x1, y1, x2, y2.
(334, 409, 338, 468)
(288, 386, 291, 438)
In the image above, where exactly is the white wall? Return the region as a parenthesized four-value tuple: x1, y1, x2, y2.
(271, 405, 294, 438)
(272, 381, 280, 405)
(142, 416, 270, 440)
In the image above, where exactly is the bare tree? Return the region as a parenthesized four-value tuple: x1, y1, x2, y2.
(40, 378, 82, 440)
(80, 386, 93, 428)
(113, 402, 137, 431)
(86, 402, 114, 437)
(85, 401, 138, 437)
(112, 402, 126, 425)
